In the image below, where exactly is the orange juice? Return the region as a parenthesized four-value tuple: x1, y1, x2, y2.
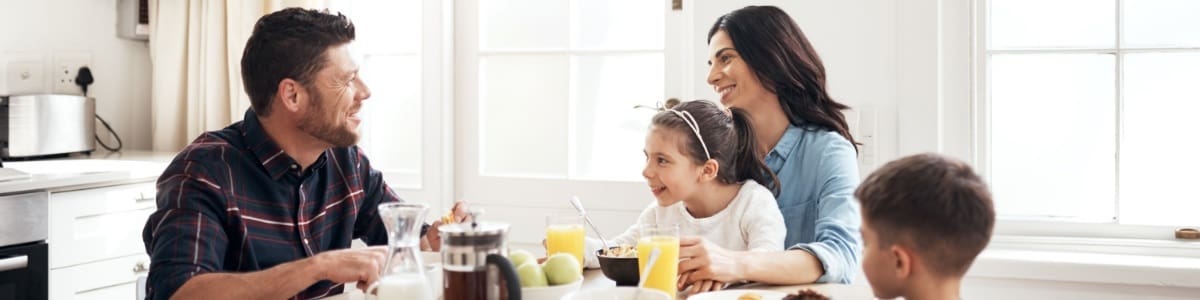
(637, 235, 679, 298)
(545, 224, 586, 267)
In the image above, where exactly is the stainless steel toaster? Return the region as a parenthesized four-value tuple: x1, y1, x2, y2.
(0, 94, 95, 158)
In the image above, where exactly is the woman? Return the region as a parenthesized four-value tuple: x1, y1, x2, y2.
(677, 5, 862, 292)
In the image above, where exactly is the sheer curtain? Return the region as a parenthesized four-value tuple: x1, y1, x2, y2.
(147, 0, 334, 151)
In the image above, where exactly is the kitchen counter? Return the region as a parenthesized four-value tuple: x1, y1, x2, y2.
(0, 150, 176, 195)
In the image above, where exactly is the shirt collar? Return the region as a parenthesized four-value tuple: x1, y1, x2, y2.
(768, 124, 804, 162)
(241, 109, 320, 180)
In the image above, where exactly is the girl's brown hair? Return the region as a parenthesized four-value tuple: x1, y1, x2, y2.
(651, 100, 779, 194)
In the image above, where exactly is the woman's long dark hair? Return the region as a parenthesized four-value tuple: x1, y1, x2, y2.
(708, 5, 859, 152)
(652, 100, 780, 194)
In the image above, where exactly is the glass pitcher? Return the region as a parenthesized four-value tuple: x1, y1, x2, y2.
(367, 202, 434, 300)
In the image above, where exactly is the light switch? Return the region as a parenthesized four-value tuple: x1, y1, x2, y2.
(1, 53, 46, 95)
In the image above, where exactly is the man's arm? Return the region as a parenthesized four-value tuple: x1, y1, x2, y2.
(170, 247, 386, 299)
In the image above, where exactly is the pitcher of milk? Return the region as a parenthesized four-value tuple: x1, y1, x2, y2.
(367, 202, 434, 300)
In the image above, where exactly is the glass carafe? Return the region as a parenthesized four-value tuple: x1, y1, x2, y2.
(368, 202, 433, 300)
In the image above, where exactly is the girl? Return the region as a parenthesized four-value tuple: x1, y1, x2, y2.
(583, 100, 786, 291)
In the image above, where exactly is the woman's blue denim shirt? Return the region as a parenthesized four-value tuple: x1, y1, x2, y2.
(767, 125, 863, 284)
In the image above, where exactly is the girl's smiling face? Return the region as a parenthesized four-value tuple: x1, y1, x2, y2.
(642, 126, 707, 207)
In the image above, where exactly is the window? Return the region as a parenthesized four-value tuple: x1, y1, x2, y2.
(328, 1, 452, 214)
(458, 0, 681, 246)
(476, 0, 666, 181)
(980, 0, 1200, 227)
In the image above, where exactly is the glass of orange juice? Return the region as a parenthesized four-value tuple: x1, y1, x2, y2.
(637, 223, 679, 298)
(545, 214, 586, 268)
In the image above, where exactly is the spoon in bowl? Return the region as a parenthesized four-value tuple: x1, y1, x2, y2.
(569, 196, 611, 252)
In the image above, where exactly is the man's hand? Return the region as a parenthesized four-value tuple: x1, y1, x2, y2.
(426, 201, 472, 251)
(310, 246, 388, 291)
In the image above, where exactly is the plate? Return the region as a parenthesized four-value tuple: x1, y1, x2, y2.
(686, 289, 790, 300)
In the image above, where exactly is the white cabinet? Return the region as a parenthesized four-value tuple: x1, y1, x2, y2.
(48, 182, 156, 300)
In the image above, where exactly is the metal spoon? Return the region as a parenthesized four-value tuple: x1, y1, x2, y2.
(569, 196, 610, 251)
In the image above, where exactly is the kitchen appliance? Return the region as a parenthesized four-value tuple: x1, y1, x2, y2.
(0, 94, 95, 159)
(0, 191, 49, 300)
(439, 209, 521, 300)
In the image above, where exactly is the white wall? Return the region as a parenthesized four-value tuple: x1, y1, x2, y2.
(1, 0, 152, 151)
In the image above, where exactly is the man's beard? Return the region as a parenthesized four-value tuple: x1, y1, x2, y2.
(297, 91, 358, 147)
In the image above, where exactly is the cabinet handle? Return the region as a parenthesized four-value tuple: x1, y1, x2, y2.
(132, 261, 148, 273)
(0, 255, 28, 272)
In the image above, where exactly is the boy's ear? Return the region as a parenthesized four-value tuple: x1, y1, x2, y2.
(891, 244, 914, 279)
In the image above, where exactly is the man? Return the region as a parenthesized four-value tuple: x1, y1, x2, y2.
(142, 8, 418, 299)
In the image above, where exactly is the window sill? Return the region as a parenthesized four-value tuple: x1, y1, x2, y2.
(969, 235, 1200, 289)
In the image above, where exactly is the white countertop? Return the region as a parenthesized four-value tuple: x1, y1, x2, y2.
(0, 150, 176, 194)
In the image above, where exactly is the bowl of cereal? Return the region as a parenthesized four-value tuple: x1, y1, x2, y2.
(597, 245, 640, 286)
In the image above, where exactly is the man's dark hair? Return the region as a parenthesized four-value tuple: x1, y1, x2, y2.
(241, 8, 355, 116)
(855, 153, 995, 277)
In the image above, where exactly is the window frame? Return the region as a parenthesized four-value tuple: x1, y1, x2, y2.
(454, 0, 685, 247)
(971, 0, 1200, 244)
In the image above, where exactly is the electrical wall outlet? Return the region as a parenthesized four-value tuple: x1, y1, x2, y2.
(52, 51, 92, 95)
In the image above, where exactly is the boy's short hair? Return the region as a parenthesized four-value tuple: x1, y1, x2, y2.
(855, 153, 995, 277)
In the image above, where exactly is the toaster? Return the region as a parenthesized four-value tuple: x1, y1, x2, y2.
(0, 94, 95, 158)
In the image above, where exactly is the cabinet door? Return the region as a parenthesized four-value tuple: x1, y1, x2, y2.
(48, 182, 156, 268)
(49, 254, 148, 300)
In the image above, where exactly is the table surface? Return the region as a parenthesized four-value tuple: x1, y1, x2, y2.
(325, 267, 875, 299)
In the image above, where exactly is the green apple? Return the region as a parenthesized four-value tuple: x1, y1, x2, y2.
(541, 253, 581, 285)
(517, 262, 549, 287)
(509, 250, 535, 268)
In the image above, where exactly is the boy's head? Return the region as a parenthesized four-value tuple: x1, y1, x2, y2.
(856, 153, 995, 298)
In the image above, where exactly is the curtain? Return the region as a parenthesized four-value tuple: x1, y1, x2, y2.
(147, 0, 333, 151)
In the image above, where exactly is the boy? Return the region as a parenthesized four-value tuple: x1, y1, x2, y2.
(856, 153, 995, 300)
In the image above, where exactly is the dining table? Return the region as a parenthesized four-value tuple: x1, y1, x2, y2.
(322, 252, 876, 300)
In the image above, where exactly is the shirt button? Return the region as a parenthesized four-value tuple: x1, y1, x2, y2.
(290, 164, 298, 169)
(303, 239, 309, 244)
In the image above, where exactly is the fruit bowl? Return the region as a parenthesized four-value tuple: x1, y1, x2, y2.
(521, 277, 582, 300)
(596, 248, 640, 286)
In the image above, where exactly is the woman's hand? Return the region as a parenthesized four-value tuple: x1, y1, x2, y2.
(677, 236, 743, 288)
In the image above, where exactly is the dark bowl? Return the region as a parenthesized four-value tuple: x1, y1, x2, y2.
(596, 248, 640, 286)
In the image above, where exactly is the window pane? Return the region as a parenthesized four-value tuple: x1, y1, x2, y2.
(989, 54, 1115, 220)
(480, 0, 568, 50)
(1122, 0, 1200, 48)
(346, 1, 422, 53)
(359, 54, 423, 188)
(1120, 52, 1200, 226)
(571, 54, 664, 180)
(989, 0, 1115, 49)
(480, 55, 569, 177)
(571, 0, 664, 50)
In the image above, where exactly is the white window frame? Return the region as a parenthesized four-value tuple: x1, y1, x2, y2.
(335, 0, 455, 216)
(967, 0, 1200, 249)
(454, 0, 686, 248)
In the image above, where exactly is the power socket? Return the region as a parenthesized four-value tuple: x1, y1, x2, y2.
(52, 51, 92, 95)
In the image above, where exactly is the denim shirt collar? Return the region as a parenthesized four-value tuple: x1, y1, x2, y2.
(766, 125, 804, 172)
